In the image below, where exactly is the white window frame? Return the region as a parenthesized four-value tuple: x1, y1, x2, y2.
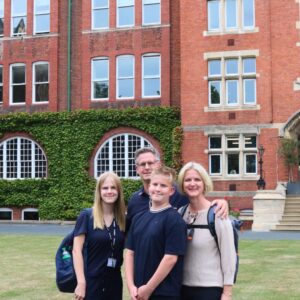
(142, 0, 161, 26)
(142, 53, 161, 98)
(33, 61, 49, 104)
(207, 0, 255, 33)
(94, 133, 153, 179)
(116, 55, 134, 99)
(0, 0, 4, 36)
(208, 134, 257, 178)
(11, 0, 27, 36)
(10, 63, 26, 105)
(22, 208, 39, 221)
(34, 0, 50, 34)
(92, 0, 109, 30)
(91, 57, 109, 100)
(0, 208, 13, 220)
(117, 0, 135, 28)
(0, 137, 47, 180)
(0, 65, 3, 105)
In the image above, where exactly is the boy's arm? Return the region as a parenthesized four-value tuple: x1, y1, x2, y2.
(211, 199, 229, 219)
(124, 249, 138, 300)
(137, 254, 178, 300)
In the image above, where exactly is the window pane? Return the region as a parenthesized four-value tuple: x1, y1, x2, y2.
(244, 135, 256, 148)
(13, 17, 26, 34)
(208, 0, 220, 30)
(144, 78, 160, 96)
(0, 86, 2, 103)
(208, 60, 221, 76)
(245, 154, 256, 173)
(210, 154, 221, 174)
(227, 136, 239, 148)
(35, 64, 48, 82)
(143, 3, 160, 24)
(35, 14, 50, 33)
(144, 56, 159, 76)
(13, 86, 26, 103)
(209, 136, 221, 149)
(12, 66, 25, 84)
(0, 66, 2, 82)
(243, 0, 254, 28)
(209, 81, 221, 105)
(35, 0, 50, 12)
(94, 82, 108, 98)
(226, 0, 237, 28)
(0, 211, 12, 220)
(243, 58, 256, 74)
(244, 79, 256, 104)
(226, 80, 238, 104)
(227, 153, 239, 174)
(118, 57, 133, 77)
(35, 84, 49, 102)
(118, 6, 134, 27)
(118, 79, 133, 98)
(93, 59, 108, 79)
(12, 0, 27, 15)
(0, 18, 3, 35)
(0, 0, 3, 17)
(93, 9, 109, 28)
(226, 59, 238, 75)
(93, 0, 108, 6)
(24, 211, 39, 220)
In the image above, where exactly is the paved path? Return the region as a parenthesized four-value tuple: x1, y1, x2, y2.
(0, 223, 300, 240)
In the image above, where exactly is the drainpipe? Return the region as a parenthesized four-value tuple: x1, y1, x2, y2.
(67, 0, 72, 111)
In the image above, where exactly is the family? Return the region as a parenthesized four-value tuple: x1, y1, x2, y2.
(72, 147, 236, 300)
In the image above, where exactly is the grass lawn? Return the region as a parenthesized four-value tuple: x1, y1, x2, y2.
(0, 234, 299, 299)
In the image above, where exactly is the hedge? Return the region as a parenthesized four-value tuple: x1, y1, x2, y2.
(0, 107, 182, 220)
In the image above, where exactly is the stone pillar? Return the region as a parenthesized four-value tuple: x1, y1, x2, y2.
(252, 184, 286, 231)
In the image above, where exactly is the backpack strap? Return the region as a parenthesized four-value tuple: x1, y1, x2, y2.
(207, 204, 219, 247)
(178, 204, 189, 217)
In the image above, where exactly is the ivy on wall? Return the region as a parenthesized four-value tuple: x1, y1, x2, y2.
(0, 107, 181, 220)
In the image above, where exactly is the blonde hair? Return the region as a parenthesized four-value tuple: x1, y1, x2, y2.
(150, 165, 176, 185)
(177, 162, 213, 195)
(92, 171, 126, 232)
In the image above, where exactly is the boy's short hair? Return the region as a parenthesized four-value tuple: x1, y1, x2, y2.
(134, 147, 160, 164)
(150, 165, 176, 185)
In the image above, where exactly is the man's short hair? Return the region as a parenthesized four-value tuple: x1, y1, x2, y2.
(134, 147, 160, 164)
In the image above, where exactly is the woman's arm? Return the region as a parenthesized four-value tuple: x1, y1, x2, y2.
(73, 234, 86, 300)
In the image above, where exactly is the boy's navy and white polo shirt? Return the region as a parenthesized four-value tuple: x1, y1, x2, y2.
(126, 186, 188, 232)
(74, 209, 125, 278)
(126, 206, 187, 297)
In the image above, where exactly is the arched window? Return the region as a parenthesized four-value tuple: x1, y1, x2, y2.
(0, 208, 13, 220)
(22, 208, 39, 221)
(94, 133, 154, 178)
(0, 137, 47, 179)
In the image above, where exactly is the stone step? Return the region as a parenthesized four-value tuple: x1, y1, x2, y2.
(283, 208, 300, 213)
(281, 217, 300, 222)
(273, 226, 300, 231)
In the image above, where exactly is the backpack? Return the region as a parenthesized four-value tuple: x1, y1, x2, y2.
(55, 208, 91, 293)
(178, 204, 243, 283)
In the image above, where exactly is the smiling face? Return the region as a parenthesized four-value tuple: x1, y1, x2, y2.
(136, 152, 160, 183)
(149, 174, 175, 209)
(183, 169, 205, 199)
(100, 176, 119, 205)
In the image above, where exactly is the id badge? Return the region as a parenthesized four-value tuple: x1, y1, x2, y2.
(107, 257, 117, 268)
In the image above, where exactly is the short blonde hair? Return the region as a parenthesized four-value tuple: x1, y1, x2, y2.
(177, 162, 213, 195)
(92, 171, 126, 231)
(150, 165, 176, 186)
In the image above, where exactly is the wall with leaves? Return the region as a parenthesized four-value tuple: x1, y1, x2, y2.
(0, 107, 182, 220)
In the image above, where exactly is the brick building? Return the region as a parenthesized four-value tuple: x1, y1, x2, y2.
(0, 0, 299, 224)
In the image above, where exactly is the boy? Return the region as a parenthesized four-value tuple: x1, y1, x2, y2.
(125, 166, 187, 300)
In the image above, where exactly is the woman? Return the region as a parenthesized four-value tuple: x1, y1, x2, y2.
(177, 162, 236, 300)
(73, 171, 126, 300)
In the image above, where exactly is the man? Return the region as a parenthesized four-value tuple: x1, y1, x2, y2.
(126, 147, 228, 232)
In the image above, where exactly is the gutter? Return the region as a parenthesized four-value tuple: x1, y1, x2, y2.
(67, 0, 72, 111)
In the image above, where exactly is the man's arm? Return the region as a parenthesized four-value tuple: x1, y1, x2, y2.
(137, 254, 178, 300)
(211, 199, 229, 219)
(124, 249, 138, 300)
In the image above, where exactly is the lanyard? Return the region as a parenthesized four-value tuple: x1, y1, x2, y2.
(105, 219, 116, 257)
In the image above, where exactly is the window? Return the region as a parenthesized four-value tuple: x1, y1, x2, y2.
(34, 0, 50, 34)
(92, 0, 109, 29)
(22, 208, 39, 220)
(0, 208, 13, 220)
(117, 0, 134, 27)
(0, 65, 2, 104)
(11, 0, 27, 36)
(117, 55, 134, 99)
(143, 0, 160, 25)
(92, 57, 109, 100)
(33, 62, 49, 103)
(142, 54, 160, 97)
(0, 0, 4, 36)
(0, 137, 47, 179)
(208, 57, 256, 107)
(207, 0, 254, 32)
(10, 64, 26, 104)
(208, 134, 257, 177)
(95, 133, 153, 178)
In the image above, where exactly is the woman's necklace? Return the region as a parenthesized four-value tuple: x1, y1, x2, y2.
(187, 210, 198, 225)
